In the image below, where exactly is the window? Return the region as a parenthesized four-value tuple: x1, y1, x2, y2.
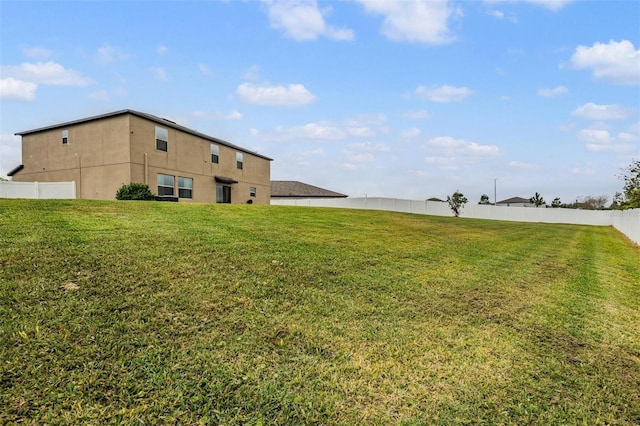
(216, 185, 231, 203)
(62, 130, 68, 145)
(178, 177, 193, 199)
(210, 144, 219, 164)
(236, 152, 243, 170)
(157, 174, 174, 196)
(250, 187, 256, 197)
(155, 127, 168, 152)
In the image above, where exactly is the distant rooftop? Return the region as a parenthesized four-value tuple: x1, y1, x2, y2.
(271, 181, 348, 198)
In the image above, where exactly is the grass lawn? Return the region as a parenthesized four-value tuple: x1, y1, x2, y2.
(1, 199, 639, 424)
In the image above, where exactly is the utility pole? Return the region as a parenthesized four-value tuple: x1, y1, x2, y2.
(494, 178, 497, 205)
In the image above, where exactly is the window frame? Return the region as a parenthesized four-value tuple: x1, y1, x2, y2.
(210, 144, 219, 164)
(236, 152, 244, 170)
(157, 173, 175, 196)
(249, 187, 256, 197)
(178, 176, 193, 199)
(155, 126, 168, 152)
(62, 130, 68, 145)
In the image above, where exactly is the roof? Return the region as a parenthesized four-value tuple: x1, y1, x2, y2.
(497, 196, 531, 204)
(427, 197, 445, 202)
(15, 109, 273, 161)
(271, 181, 348, 198)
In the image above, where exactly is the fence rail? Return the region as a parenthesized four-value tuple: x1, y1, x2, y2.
(0, 181, 76, 199)
(271, 197, 640, 245)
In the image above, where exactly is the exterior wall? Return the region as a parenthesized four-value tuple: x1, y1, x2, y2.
(12, 115, 131, 199)
(12, 112, 271, 204)
(129, 115, 270, 204)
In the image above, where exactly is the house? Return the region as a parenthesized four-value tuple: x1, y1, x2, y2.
(8, 110, 272, 204)
(270, 181, 347, 199)
(496, 196, 535, 207)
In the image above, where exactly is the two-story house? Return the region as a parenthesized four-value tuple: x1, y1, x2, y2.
(8, 109, 272, 204)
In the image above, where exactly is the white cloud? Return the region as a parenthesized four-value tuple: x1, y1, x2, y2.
(578, 128, 637, 153)
(357, 0, 458, 44)
(344, 150, 375, 162)
(0, 78, 37, 101)
(94, 44, 128, 65)
(571, 103, 631, 121)
(0, 133, 22, 177)
(157, 45, 168, 55)
(192, 110, 243, 120)
(401, 127, 421, 138)
(483, 0, 573, 11)
(346, 126, 374, 137)
(151, 67, 167, 81)
(88, 90, 109, 101)
(538, 85, 567, 97)
(198, 64, 212, 75)
(1, 61, 92, 86)
(403, 109, 430, 120)
(416, 85, 473, 102)
(348, 142, 391, 152)
(22, 47, 53, 59)
(507, 160, 537, 169)
(243, 65, 261, 81)
(426, 136, 501, 156)
(568, 39, 640, 85)
(263, 0, 354, 41)
(236, 82, 316, 106)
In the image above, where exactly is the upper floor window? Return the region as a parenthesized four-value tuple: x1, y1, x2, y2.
(62, 130, 68, 145)
(236, 152, 243, 170)
(210, 144, 219, 164)
(155, 127, 168, 152)
(157, 173, 174, 196)
(178, 177, 193, 199)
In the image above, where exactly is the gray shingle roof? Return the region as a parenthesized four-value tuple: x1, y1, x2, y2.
(271, 181, 347, 198)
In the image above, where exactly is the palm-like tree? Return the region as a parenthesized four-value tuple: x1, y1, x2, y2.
(530, 192, 545, 207)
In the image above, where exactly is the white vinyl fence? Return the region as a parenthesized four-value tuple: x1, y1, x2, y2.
(0, 181, 76, 199)
(272, 197, 640, 245)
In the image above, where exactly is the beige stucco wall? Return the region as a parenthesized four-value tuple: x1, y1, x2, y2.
(129, 115, 271, 204)
(13, 115, 132, 199)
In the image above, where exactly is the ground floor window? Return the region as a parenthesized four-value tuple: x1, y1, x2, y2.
(216, 185, 231, 203)
(157, 174, 174, 196)
(178, 177, 193, 199)
(250, 187, 256, 197)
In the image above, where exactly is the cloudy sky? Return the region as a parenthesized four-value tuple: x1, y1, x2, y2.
(1, 0, 638, 203)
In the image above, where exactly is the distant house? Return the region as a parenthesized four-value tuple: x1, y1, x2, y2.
(496, 196, 535, 207)
(271, 181, 347, 199)
(427, 197, 445, 202)
(8, 110, 272, 204)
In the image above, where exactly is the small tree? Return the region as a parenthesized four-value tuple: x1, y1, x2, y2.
(617, 159, 640, 209)
(447, 190, 468, 217)
(551, 197, 562, 208)
(478, 194, 491, 205)
(578, 195, 609, 210)
(116, 183, 155, 200)
(530, 192, 545, 207)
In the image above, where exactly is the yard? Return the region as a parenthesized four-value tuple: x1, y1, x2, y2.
(1, 200, 639, 424)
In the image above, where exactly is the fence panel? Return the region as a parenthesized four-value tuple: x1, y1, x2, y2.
(0, 181, 76, 199)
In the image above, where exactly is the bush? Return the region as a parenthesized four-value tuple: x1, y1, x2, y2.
(116, 183, 155, 200)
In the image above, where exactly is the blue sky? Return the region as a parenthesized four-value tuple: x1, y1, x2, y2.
(1, 0, 638, 203)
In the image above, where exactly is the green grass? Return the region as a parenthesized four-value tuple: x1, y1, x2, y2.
(1, 199, 639, 425)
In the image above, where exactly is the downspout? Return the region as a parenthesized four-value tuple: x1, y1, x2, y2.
(144, 153, 148, 185)
(77, 154, 82, 199)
